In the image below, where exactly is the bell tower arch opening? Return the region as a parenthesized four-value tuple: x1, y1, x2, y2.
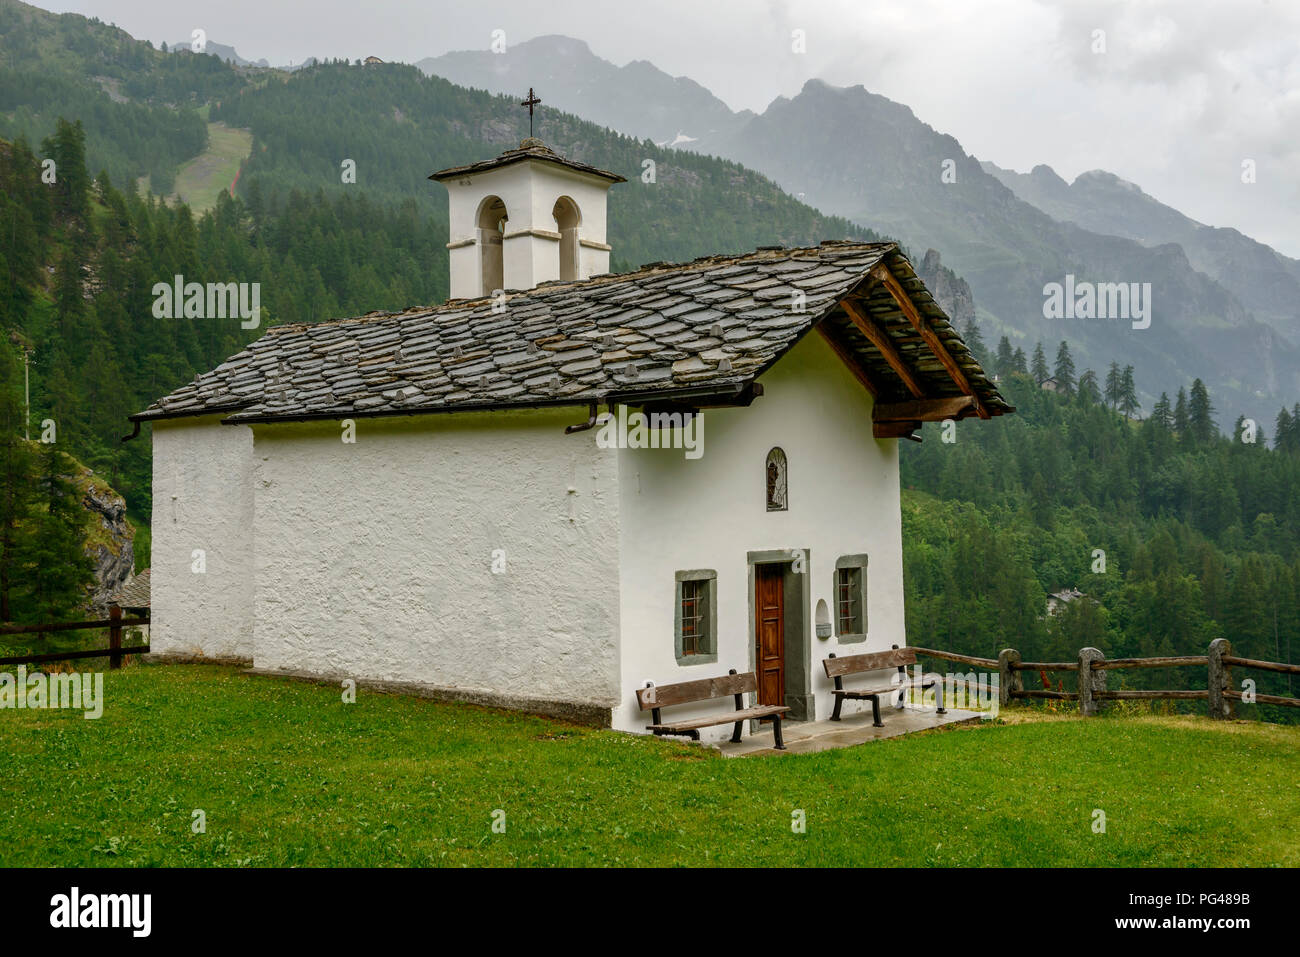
(477, 195, 508, 297)
(553, 196, 581, 282)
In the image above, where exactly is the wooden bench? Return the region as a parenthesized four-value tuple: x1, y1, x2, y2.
(636, 669, 790, 750)
(823, 644, 944, 725)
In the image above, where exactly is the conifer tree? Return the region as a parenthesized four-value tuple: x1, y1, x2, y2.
(1104, 362, 1123, 409)
(14, 442, 95, 625)
(995, 335, 1014, 378)
(1077, 369, 1101, 405)
(1189, 378, 1216, 443)
(1174, 387, 1190, 437)
(1053, 340, 1076, 395)
(1120, 365, 1139, 419)
(1030, 341, 1049, 384)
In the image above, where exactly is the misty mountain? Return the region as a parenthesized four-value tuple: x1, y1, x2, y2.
(981, 160, 1300, 343)
(168, 38, 270, 68)
(706, 79, 1299, 425)
(419, 34, 751, 147)
(418, 36, 1299, 424)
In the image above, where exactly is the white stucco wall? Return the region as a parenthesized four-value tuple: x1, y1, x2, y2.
(611, 332, 907, 739)
(149, 415, 256, 660)
(248, 409, 622, 710)
(444, 160, 615, 298)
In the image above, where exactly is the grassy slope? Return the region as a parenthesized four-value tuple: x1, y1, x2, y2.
(1, 665, 1296, 867)
(168, 121, 251, 212)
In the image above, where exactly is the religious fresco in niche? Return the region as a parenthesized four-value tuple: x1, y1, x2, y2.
(766, 447, 788, 511)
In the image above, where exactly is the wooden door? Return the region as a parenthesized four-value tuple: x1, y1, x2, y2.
(755, 564, 786, 709)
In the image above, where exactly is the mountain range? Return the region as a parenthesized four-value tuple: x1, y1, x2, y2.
(420, 34, 1300, 427)
(2, 2, 1298, 428)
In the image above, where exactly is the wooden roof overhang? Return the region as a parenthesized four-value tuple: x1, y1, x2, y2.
(816, 260, 1013, 440)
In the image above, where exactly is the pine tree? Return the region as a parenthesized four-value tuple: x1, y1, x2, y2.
(962, 318, 989, 367)
(14, 443, 95, 625)
(995, 335, 1014, 378)
(1077, 369, 1100, 405)
(1030, 341, 1049, 384)
(1053, 340, 1076, 395)
(1152, 392, 1173, 430)
(1104, 362, 1123, 409)
(1119, 365, 1139, 420)
(1011, 347, 1027, 374)
(1275, 407, 1293, 451)
(1188, 378, 1216, 444)
(0, 349, 36, 622)
(40, 118, 91, 228)
(1174, 387, 1190, 437)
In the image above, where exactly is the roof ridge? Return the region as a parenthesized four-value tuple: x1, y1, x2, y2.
(275, 240, 899, 334)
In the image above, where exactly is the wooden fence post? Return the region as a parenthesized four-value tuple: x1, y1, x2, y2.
(1208, 638, 1234, 720)
(998, 648, 1022, 707)
(1078, 647, 1106, 715)
(108, 605, 122, 670)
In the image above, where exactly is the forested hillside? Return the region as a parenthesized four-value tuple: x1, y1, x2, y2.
(0, 0, 1297, 723)
(901, 344, 1300, 722)
(0, 4, 875, 527)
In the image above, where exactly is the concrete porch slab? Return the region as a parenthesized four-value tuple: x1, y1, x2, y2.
(716, 704, 983, 756)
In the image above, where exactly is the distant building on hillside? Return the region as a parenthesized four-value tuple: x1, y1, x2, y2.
(1047, 587, 1088, 616)
(363, 55, 384, 65)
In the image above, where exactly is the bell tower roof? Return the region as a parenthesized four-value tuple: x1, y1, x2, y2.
(429, 138, 625, 185)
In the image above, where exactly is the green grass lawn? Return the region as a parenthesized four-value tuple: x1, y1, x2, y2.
(2, 665, 1296, 867)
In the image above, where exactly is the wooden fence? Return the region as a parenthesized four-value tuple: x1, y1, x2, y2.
(0, 606, 150, 669)
(911, 639, 1300, 719)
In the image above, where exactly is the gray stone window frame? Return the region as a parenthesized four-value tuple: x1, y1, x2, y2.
(674, 569, 718, 666)
(834, 554, 869, 644)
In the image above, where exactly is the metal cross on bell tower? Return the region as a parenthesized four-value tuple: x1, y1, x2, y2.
(520, 87, 541, 138)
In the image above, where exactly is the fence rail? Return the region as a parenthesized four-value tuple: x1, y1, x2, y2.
(913, 639, 1297, 718)
(0, 608, 150, 669)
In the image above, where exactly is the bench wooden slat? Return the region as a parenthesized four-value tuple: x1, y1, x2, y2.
(823, 647, 916, 678)
(648, 705, 789, 733)
(832, 677, 935, 697)
(636, 671, 758, 710)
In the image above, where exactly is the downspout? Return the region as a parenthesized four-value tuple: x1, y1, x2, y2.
(565, 401, 600, 434)
(121, 420, 141, 443)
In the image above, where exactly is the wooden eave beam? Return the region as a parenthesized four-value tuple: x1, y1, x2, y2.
(873, 395, 977, 422)
(869, 264, 990, 419)
(838, 298, 925, 398)
(816, 325, 878, 398)
(873, 419, 922, 441)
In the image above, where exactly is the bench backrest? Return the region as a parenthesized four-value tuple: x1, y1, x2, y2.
(636, 670, 757, 711)
(823, 645, 916, 678)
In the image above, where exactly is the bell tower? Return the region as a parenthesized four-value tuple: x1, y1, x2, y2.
(430, 95, 625, 301)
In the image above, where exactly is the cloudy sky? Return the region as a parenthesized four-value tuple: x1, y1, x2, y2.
(48, 0, 1300, 256)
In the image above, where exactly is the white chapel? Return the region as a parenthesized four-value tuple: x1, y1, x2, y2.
(135, 128, 1011, 740)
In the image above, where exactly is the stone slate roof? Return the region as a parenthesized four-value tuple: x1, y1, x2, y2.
(133, 241, 1011, 425)
(430, 137, 626, 184)
(110, 569, 150, 611)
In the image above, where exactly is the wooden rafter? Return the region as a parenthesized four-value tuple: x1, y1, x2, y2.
(869, 263, 990, 418)
(816, 325, 878, 398)
(873, 395, 976, 422)
(839, 298, 925, 398)
(873, 419, 922, 441)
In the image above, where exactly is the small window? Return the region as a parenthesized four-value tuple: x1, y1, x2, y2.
(675, 570, 718, 665)
(834, 555, 869, 642)
(681, 579, 706, 655)
(766, 447, 788, 511)
(836, 568, 861, 635)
